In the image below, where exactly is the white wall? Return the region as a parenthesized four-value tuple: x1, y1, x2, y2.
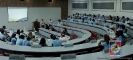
(68, 0, 133, 18)
(0, 7, 61, 31)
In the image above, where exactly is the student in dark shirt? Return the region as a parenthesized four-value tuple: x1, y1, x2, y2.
(62, 28, 70, 36)
(39, 38, 47, 46)
(49, 25, 56, 31)
(45, 24, 49, 29)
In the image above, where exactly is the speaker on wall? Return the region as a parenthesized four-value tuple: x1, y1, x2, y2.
(48, 0, 52, 2)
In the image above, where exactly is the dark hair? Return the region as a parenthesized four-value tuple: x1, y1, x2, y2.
(19, 35, 25, 39)
(104, 34, 110, 44)
(61, 33, 65, 37)
(0, 29, 4, 34)
(39, 38, 47, 46)
(32, 35, 35, 38)
(116, 30, 125, 38)
(104, 20, 107, 23)
(21, 30, 24, 33)
(111, 22, 113, 24)
(92, 19, 95, 22)
(121, 25, 125, 30)
(10, 33, 16, 42)
(50, 34, 57, 40)
(58, 19, 61, 22)
(45, 24, 49, 29)
(17, 29, 20, 35)
(127, 18, 129, 20)
(2, 26, 6, 29)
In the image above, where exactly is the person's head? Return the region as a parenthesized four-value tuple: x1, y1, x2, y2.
(28, 31, 32, 35)
(19, 35, 25, 39)
(104, 34, 110, 44)
(11, 33, 16, 38)
(117, 16, 119, 18)
(21, 30, 24, 33)
(58, 19, 61, 22)
(63, 28, 67, 32)
(102, 15, 105, 17)
(92, 19, 95, 22)
(61, 33, 65, 37)
(50, 19, 52, 21)
(0, 29, 4, 34)
(17, 29, 20, 35)
(122, 16, 125, 19)
(39, 38, 46, 46)
(2, 26, 6, 29)
(41, 19, 43, 21)
(50, 34, 57, 40)
(126, 18, 129, 21)
(123, 29, 127, 33)
(98, 14, 100, 16)
(32, 35, 35, 38)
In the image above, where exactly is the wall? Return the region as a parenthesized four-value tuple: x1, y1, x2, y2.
(68, 0, 133, 18)
(0, 0, 68, 31)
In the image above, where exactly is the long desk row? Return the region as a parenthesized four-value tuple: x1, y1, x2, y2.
(0, 44, 132, 60)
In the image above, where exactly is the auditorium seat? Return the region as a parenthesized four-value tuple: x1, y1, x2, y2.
(88, 31, 98, 42)
(0, 54, 4, 56)
(70, 34, 78, 40)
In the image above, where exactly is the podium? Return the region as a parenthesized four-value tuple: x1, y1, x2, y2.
(33, 21, 40, 32)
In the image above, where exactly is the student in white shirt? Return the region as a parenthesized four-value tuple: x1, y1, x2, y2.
(120, 16, 125, 23)
(57, 19, 62, 26)
(110, 22, 115, 30)
(49, 19, 52, 24)
(125, 18, 130, 25)
(59, 33, 68, 42)
(41, 19, 45, 28)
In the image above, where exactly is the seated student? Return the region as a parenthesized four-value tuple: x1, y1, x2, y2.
(49, 25, 56, 31)
(20, 30, 26, 36)
(125, 18, 130, 25)
(62, 28, 70, 36)
(115, 31, 125, 44)
(120, 16, 125, 23)
(116, 25, 123, 31)
(88, 18, 93, 24)
(101, 15, 106, 20)
(45, 24, 49, 29)
(59, 33, 68, 42)
(114, 16, 119, 22)
(30, 35, 38, 44)
(67, 16, 71, 21)
(96, 14, 101, 19)
(78, 17, 83, 23)
(123, 29, 129, 38)
(103, 21, 108, 27)
(92, 19, 97, 25)
(84, 19, 88, 23)
(57, 19, 62, 26)
(88, 14, 92, 18)
(83, 14, 88, 19)
(16, 35, 24, 46)
(108, 15, 112, 20)
(109, 22, 115, 30)
(10, 33, 17, 45)
(51, 34, 62, 47)
(39, 38, 47, 46)
(0, 29, 6, 41)
(22, 37, 31, 46)
(98, 34, 110, 50)
(69, 17, 74, 22)
(16, 29, 20, 35)
(41, 19, 45, 28)
(27, 31, 33, 40)
(49, 19, 52, 24)
(2, 26, 8, 33)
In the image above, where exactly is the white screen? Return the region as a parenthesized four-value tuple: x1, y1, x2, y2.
(8, 7, 27, 22)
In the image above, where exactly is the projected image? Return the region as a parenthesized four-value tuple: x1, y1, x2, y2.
(8, 7, 27, 22)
